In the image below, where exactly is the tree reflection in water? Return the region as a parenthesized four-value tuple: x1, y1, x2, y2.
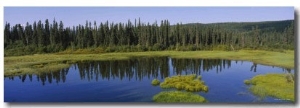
(4, 57, 292, 85)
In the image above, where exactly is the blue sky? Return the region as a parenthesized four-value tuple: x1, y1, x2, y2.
(4, 7, 294, 27)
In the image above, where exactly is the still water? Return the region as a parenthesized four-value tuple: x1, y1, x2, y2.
(4, 57, 294, 103)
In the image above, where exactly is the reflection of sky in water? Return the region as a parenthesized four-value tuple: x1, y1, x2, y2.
(4, 58, 294, 102)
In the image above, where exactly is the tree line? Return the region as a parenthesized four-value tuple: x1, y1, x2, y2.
(4, 18, 294, 56)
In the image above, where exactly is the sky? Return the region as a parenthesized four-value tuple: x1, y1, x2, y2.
(4, 7, 294, 27)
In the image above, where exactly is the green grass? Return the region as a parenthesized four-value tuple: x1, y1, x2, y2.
(244, 73, 294, 101)
(159, 74, 208, 92)
(151, 79, 160, 86)
(152, 91, 207, 103)
(4, 50, 294, 77)
(4, 63, 70, 77)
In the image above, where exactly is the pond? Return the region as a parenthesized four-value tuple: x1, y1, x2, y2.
(4, 57, 294, 103)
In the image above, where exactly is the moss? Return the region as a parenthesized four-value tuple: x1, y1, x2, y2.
(244, 73, 294, 101)
(153, 91, 207, 103)
(151, 79, 160, 86)
(159, 74, 208, 92)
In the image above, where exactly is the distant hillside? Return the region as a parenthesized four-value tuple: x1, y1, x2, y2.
(183, 20, 293, 32)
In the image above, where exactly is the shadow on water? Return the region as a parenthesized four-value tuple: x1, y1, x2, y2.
(4, 57, 293, 86)
(5, 68, 69, 85)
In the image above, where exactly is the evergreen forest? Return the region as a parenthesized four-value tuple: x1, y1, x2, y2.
(4, 19, 294, 56)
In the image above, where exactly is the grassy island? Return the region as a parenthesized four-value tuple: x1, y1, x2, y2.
(160, 74, 208, 92)
(153, 91, 207, 103)
(244, 73, 294, 101)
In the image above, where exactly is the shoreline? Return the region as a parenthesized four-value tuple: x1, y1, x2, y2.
(4, 50, 294, 77)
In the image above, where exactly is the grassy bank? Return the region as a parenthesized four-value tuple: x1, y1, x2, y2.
(4, 50, 294, 77)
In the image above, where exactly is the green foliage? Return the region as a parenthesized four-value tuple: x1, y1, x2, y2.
(151, 79, 160, 86)
(4, 19, 294, 56)
(57, 47, 105, 54)
(244, 73, 294, 101)
(152, 91, 207, 103)
(104, 46, 116, 52)
(187, 20, 293, 33)
(160, 74, 208, 92)
(152, 43, 165, 51)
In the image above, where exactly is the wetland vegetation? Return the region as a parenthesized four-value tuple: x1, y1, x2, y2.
(151, 79, 160, 86)
(153, 91, 207, 103)
(159, 74, 208, 92)
(152, 74, 208, 103)
(244, 73, 295, 101)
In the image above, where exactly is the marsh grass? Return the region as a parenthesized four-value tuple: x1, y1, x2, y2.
(151, 79, 160, 86)
(4, 50, 294, 77)
(4, 54, 131, 76)
(4, 61, 70, 77)
(159, 74, 208, 92)
(244, 73, 294, 101)
(152, 91, 207, 103)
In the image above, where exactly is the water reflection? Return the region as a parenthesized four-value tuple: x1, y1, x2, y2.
(251, 63, 257, 72)
(6, 68, 69, 85)
(172, 59, 232, 75)
(4, 57, 292, 85)
(75, 57, 169, 81)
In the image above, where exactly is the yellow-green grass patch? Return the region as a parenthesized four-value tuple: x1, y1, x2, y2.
(159, 74, 208, 92)
(152, 91, 207, 103)
(244, 73, 294, 101)
(151, 79, 160, 86)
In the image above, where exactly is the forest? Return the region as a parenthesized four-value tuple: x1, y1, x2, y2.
(4, 19, 294, 56)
